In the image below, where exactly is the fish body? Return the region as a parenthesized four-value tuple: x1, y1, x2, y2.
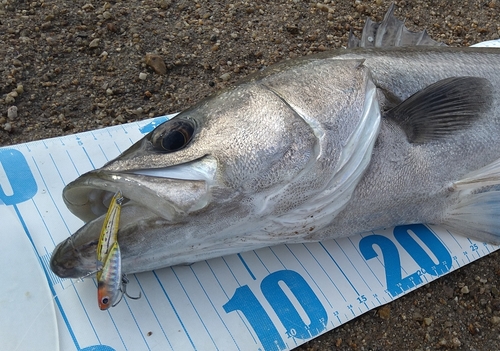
(50, 8, 500, 278)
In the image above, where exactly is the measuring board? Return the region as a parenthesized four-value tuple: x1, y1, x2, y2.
(2, 38, 500, 351)
(0, 115, 498, 351)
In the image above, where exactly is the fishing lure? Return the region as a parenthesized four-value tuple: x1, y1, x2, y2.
(96, 191, 123, 265)
(96, 191, 140, 310)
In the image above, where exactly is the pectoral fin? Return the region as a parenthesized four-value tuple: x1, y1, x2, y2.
(386, 77, 493, 143)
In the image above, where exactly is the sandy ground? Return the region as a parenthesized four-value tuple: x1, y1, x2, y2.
(1, 0, 500, 350)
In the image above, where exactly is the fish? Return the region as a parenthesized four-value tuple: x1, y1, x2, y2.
(50, 5, 500, 279)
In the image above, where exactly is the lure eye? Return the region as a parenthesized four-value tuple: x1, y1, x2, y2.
(152, 119, 195, 152)
(101, 296, 109, 305)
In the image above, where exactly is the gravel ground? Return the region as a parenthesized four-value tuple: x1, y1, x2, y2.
(2, 0, 500, 350)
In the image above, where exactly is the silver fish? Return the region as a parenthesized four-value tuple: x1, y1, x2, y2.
(51, 5, 500, 278)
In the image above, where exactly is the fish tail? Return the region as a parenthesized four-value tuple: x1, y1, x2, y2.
(441, 158, 500, 244)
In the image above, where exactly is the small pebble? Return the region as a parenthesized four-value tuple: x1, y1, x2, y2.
(378, 305, 390, 319)
(423, 317, 433, 326)
(3, 122, 12, 132)
(106, 88, 113, 95)
(7, 106, 18, 120)
(461, 286, 470, 294)
(491, 316, 500, 324)
(413, 312, 423, 321)
(220, 73, 231, 81)
(89, 38, 100, 48)
(139, 72, 148, 80)
(16, 84, 24, 94)
(145, 54, 167, 75)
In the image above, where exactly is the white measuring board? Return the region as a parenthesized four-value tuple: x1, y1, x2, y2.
(1, 115, 499, 351)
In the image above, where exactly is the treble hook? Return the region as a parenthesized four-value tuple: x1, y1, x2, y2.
(111, 274, 142, 307)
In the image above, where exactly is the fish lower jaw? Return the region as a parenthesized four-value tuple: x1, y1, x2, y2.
(88, 189, 130, 218)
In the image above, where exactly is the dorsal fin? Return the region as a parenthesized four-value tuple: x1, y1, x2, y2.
(348, 3, 446, 48)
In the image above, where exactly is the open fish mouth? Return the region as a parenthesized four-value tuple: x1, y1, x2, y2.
(62, 155, 218, 223)
(50, 156, 218, 278)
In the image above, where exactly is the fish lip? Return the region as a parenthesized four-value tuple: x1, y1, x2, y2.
(50, 236, 98, 278)
(63, 169, 212, 223)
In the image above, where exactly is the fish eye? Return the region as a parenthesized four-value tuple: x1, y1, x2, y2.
(151, 119, 195, 152)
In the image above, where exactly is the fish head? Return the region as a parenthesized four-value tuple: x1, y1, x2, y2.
(50, 58, 380, 278)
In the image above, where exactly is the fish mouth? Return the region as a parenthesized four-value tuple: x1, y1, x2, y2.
(62, 156, 217, 223)
(51, 156, 217, 278)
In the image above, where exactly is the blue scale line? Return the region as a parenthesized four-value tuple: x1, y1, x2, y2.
(283, 245, 333, 309)
(319, 242, 359, 296)
(98, 145, 110, 162)
(134, 276, 174, 351)
(43, 247, 64, 286)
(189, 266, 241, 351)
(348, 236, 384, 288)
(153, 271, 197, 350)
(114, 141, 123, 153)
(333, 239, 371, 291)
(483, 245, 491, 254)
(446, 228, 463, 249)
(301, 244, 347, 302)
(31, 157, 73, 235)
(237, 253, 256, 280)
(205, 261, 258, 345)
(170, 267, 219, 351)
(221, 257, 243, 286)
(427, 225, 454, 255)
(122, 294, 151, 351)
(82, 147, 96, 169)
(66, 150, 82, 176)
(252, 251, 271, 274)
(31, 198, 56, 247)
(13, 204, 81, 350)
(49, 154, 68, 185)
(70, 279, 105, 346)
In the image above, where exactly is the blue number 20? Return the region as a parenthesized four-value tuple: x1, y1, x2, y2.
(359, 224, 452, 297)
(223, 270, 327, 351)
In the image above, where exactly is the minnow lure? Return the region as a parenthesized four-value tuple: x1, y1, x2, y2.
(97, 241, 122, 310)
(96, 191, 140, 310)
(96, 191, 123, 266)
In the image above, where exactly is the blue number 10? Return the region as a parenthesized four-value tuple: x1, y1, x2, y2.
(223, 270, 327, 351)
